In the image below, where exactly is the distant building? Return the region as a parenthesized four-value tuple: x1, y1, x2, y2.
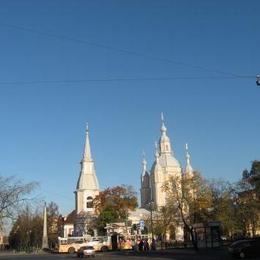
(0, 234, 9, 250)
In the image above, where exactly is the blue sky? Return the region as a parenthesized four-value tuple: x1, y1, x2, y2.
(0, 0, 259, 214)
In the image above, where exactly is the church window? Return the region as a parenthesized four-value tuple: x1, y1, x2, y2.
(86, 196, 93, 208)
(165, 145, 168, 151)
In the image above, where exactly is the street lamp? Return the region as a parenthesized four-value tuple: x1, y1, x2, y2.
(256, 75, 260, 86)
(149, 201, 154, 239)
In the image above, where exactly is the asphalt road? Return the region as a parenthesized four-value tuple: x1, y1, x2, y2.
(0, 248, 232, 260)
(0, 248, 258, 260)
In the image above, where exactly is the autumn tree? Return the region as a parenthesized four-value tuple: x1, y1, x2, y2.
(145, 205, 177, 242)
(0, 176, 37, 231)
(93, 185, 138, 234)
(163, 172, 212, 248)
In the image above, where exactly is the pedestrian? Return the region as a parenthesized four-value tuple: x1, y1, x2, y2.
(151, 238, 156, 250)
(143, 239, 149, 251)
(138, 239, 144, 251)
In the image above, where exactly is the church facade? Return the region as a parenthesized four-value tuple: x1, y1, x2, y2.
(140, 114, 194, 210)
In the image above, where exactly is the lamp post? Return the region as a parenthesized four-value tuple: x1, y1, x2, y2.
(149, 201, 154, 239)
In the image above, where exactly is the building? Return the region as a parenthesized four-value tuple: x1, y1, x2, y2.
(58, 210, 76, 237)
(140, 114, 194, 240)
(141, 113, 194, 210)
(74, 124, 100, 236)
(0, 234, 9, 250)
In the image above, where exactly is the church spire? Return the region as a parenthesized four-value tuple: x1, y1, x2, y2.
(185, 143, 193, 176)
(159, 113, 172, 154)
(141, 151, 148, 181)
(82, 123, 92, 161)
(76, 124, 99, 214)
(142, 151, 147, 173)
(155, 142, 159, 162)
(160, 112, 167, 136)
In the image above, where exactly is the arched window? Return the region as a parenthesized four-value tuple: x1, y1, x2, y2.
(86, 196, 93, 208)
(165, 144, 169, 151)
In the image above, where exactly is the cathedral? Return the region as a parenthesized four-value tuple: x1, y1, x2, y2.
(71, 114, 194, 238)
(140, 113, 194, 210)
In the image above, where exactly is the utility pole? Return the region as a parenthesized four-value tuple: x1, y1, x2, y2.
(42, 203, 49, 249)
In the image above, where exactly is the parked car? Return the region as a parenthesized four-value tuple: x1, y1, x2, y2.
(86, 238, 109, 252)
(77, 246, 95, 258)
(228, 238, 260, 259)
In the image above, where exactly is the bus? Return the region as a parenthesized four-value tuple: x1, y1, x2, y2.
(55, 234, 142, 253)
(56, 236, 91, 253)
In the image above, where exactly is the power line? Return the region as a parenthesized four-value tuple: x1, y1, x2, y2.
(0, 22, 249, 78)
(0, 75, 254, 86)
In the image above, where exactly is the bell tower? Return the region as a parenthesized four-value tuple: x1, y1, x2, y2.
(75, 124, 99, 214)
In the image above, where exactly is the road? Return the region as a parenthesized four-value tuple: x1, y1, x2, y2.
(0, 248, 237, 260)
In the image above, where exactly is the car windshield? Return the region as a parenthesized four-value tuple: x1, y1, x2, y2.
(231, 240, 253, 247)
(85, 246, 94, 250)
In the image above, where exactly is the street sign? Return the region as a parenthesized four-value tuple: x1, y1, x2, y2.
(139, 220, 145, 230)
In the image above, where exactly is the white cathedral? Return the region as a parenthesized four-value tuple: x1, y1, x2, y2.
(70, 114, 194, 238)
(140, 113, 194, 210)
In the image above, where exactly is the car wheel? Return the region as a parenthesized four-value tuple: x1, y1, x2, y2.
(239, 251, 246, 259)
(101, 246, 108, 252)
(68, 247, 75, 254)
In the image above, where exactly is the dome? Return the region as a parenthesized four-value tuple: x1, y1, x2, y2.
(159, 135, 170, 143)
(159, 153, 180, 168)
(150, 160, 163, 175)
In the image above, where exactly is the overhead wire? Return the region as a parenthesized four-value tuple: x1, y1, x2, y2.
(0, 75, 254, 86)
(0, 22, 253, 79)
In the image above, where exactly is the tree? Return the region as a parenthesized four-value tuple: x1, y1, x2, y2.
(235, 164, 260, 237)
(248, 161, 260, 196)
(146, 205, 177, 242)
(9, 206, 43, 251)
(47, 202, 59, 248)
(9, 201, 60, 250)
(93, 185, 138, 233)
(208, 179, 238, 237)
(0, 176, 37, 230)
(163, 172, 212, 248)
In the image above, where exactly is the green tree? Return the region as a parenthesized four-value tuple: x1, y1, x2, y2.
(235, 167, 260, 237)
(248, 160, 260, 196)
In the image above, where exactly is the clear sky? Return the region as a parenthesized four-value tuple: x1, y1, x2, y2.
(0, 0, 259, 215)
